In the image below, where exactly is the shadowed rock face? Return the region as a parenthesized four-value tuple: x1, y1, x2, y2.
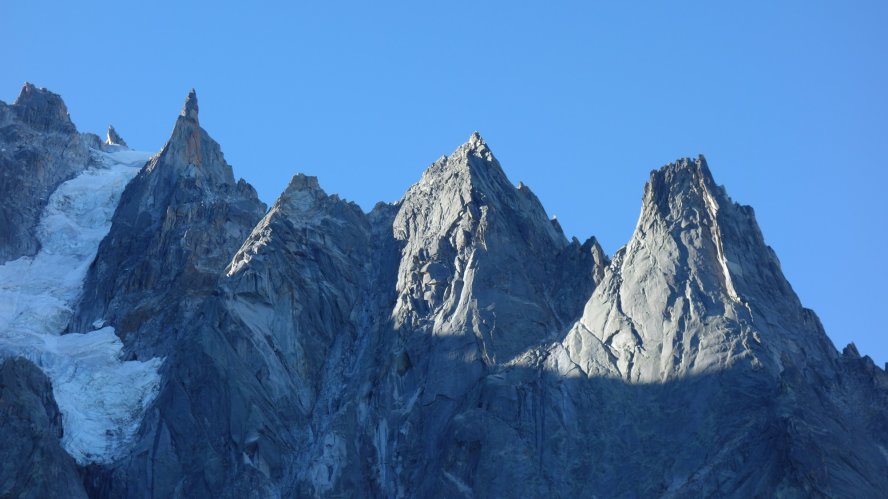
(70, 89, 267, 357)
(0, 358, 87, 499)
(1, 85, 885, 497)
(11, 83, 77, 134)
(0, 83, 104, 263)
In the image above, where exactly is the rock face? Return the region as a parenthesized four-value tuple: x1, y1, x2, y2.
(0, 358, 87, 499)
(105, 125, 127, 147)
(392, 132, 604, 362)
(0, 85, 885, 498)
(556, 156, 837, 382)
(368, 133, 608, 497)
(0, 83, 103, 263)
(81, 129, 607, 498)
(90, 173, 388, 497)
(71, 89, 266, 357)
(516, 157, 888, 497)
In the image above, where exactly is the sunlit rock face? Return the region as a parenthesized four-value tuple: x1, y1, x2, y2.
(392, 132, 604, 363)
(516, 156, 888, 497)
(557, 156, 836, 383)
(0, 85, 885, 498)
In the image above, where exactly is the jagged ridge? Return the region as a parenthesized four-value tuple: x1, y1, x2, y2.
(0, 85, 884, 498)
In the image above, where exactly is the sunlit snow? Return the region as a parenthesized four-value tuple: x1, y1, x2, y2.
(0, 149, 163, 464)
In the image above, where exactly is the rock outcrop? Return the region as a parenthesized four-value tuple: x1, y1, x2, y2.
(392, 132, 605, 362)
(556, 156, 836, 381)
(71, 89, 266, 358)
(0, 358, 87, 499)
(92, 173, 390, 497)
(0, 83, 102, 263)
(104, 125, 127, 148)
(525, 156, 888, 497)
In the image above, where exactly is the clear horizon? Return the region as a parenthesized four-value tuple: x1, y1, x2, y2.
(3, 1, 886, 365)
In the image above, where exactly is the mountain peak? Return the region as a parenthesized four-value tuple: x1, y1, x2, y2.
(638, 154, 771, 306)
(105, 125, 128, 147)
(403, 134, 563, 251)
(652, 154, 710, 181)
(422, 131, 502, 189)
(642, 154, 719, 222)
(460, 130, 491, 157)
(14, 82, 42, 103)
(279, 173, 326, 209)
(180, 89, 199, 123)
(269, 173, 363, 227)
(12, 82, 75, 133)
(153, 89, 217, 169)
(563, 154, 826, 383)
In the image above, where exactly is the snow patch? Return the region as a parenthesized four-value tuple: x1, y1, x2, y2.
(0, 149, 162, 464)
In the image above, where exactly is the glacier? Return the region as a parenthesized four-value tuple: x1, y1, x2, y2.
(0, 148, 162, 465)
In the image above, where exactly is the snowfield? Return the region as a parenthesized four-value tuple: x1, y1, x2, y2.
(0, 149, 163, 465)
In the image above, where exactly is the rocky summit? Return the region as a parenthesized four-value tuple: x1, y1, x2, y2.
(0, 86, 886, 498)
(0, 84, 106, 263)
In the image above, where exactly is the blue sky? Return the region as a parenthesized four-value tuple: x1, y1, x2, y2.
(3, 2, 886, 364)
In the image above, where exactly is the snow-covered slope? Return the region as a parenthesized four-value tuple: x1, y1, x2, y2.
(0, 148, 162, 464)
